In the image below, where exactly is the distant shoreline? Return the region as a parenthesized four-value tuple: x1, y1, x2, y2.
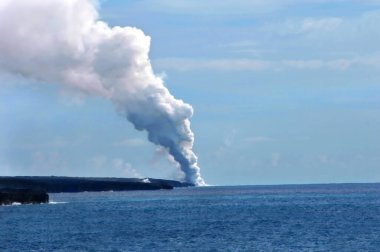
(0, 176, 194, 193)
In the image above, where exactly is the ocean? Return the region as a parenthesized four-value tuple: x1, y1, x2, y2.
(1, 183, 379, 251)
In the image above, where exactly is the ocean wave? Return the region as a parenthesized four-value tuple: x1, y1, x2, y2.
(49, 201, 67, 205)
(0, 202, 22, 207)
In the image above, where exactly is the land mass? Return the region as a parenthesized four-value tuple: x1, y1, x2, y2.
(0, 176, 194, 193)
(0, 188, 49, 205)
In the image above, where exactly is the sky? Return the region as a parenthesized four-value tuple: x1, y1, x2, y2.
(0, 0, 379, 185)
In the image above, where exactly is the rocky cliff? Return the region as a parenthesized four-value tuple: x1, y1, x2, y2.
(0, 188, 49, 205)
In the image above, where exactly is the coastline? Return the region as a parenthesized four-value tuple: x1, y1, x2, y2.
(0, 176, 194, 193)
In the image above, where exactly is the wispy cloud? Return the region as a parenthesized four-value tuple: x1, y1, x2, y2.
(318, 154, 330, 163)
(89, 155, 143, 178)
(214, 129, 237, 158)
(129, 0, 380, 16)
(260, 10, 380, 53)
(220, 41, 276, 56)
(0, 163, 14, 176)
(268, 17, 343, 35)
(17, 137, 70, 149)
(301, 17, 343, 32)
(154, 58, 270, 72)
(244, 136, 275, 143)
(151, 10, 380, 72)
(271, 152, 281, 167)
(29, 151, 68, 173)
(153, 53, 380, 72)
(113, 137, 147, 147)
(134, 0, 297, 16)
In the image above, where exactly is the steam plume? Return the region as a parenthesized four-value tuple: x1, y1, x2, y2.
(0, 0, 205, 185)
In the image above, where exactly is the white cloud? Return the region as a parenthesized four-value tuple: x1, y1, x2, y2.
(0, 0, 205, 185)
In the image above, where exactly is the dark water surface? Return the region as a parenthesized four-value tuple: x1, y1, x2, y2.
(1, 183, 380, 251)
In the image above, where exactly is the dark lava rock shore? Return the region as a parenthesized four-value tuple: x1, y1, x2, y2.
(0, 188, 49, 205)
(0, 176, 194, 193)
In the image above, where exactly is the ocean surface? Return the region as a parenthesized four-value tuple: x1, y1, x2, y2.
(1, 183, 380, 251)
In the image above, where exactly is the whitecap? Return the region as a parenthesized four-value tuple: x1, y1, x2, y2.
(49, 201, 67, 204)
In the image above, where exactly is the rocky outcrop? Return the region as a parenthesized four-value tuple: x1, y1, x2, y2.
(0, 188, 49, 205)
(0, 176, 194, 193)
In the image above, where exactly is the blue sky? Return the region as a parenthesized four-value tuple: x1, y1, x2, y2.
(1, 0, 379, 185)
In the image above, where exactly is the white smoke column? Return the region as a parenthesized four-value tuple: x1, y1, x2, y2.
(0, 0, 205, 185)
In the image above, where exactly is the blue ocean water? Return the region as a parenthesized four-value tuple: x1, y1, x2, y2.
(1, 183, 380, 251)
